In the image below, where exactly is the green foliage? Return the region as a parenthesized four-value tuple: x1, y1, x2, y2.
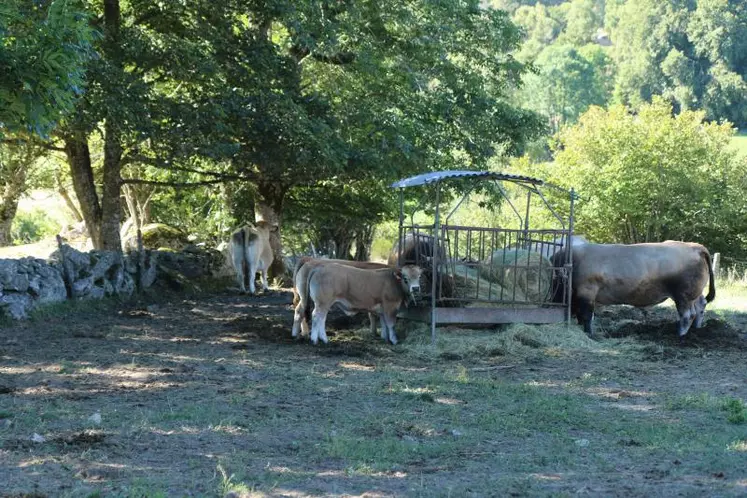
(720, 397, 747, 424)
(11, 208, 61, 244)
(499, 0, 747, 129)
(608, 0, 747, 127)
(520, 44, 611, 132)
(526, 98, 747, 256)
(0, 0, 95, 137)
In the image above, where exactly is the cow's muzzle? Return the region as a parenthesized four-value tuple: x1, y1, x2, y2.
(407, 285, 421, 306)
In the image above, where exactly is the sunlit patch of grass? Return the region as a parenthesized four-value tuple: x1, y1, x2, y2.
(727, 440, 747, 452)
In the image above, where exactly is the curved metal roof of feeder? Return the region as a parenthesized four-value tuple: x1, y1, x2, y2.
(390, 170, 545, 188)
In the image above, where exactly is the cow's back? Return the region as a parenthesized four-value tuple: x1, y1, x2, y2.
(573, 242, 710, 306)
(313, 264, 401, 310)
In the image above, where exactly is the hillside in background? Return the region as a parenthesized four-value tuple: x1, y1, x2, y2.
(489, 0, 747, 134)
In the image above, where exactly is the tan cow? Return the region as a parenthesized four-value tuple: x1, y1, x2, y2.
(291, 257, 391, 340)
(303, 263, 422, 345)
(229, 221, 277, 294)
(552, 241, 715, 337)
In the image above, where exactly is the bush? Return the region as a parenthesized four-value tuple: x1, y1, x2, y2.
(521, 98, 747, 257)
(11, 208, 61, 245)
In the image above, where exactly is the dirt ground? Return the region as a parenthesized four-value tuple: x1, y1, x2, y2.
(1, 287, 747, 497)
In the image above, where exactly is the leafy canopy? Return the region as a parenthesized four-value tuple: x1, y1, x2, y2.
(0, 0, 95, 137)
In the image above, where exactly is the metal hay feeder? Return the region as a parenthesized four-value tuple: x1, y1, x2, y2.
(390, 170, 576, 343)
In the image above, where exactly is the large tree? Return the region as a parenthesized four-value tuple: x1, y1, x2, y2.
(144, 0, 545, 275)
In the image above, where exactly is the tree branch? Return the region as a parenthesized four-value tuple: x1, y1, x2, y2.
(122, 153, 259, 182)
(121, 178, 227, 188)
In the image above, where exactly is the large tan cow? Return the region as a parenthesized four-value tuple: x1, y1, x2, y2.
(552, 241, 715, 337)
(303, 263, 422, 345)
(230, 221, 277, 294)
(530, 234, 588, 261)
(291, 257, 391, 340)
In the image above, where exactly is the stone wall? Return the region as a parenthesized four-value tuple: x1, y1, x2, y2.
(0, 244, 230, 320)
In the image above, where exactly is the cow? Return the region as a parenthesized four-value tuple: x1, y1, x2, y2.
(291, 257, 391, 340)
(530, 234, 588, 261)
(229, 221, 277, 294)
(552, 241, 715, 338)
(302, 263, 422, 345)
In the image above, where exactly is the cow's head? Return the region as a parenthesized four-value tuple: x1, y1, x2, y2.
(396, 264, 423, 297)
(693, 294, 708, 329)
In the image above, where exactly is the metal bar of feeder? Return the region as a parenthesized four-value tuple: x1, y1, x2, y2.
(567, 188, 576, 325)
(431, 182, 441, 344)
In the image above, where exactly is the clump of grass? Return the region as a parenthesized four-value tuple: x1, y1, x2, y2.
(664, 392, 716, 411)
(721, 397, 747, 424)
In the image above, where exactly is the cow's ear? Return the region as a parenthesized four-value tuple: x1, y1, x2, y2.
(393, 270, 402, 282)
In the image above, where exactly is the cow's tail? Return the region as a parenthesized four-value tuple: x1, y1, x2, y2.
(304, 266, 320, 326)
(702, 250, 716, 303)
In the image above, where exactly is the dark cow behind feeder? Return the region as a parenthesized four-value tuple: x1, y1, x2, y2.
(388, 232, 454, 302)
(552, 241, 715, 338)
(303, 263, 422, 345)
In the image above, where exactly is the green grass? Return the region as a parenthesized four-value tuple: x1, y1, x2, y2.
(732, 131, 747, 159)
(3, 287, 747, 497)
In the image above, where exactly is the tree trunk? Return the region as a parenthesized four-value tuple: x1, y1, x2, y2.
(255, 180, 287, 280)
(100, 0, 123, 251)
(0, 192, 21, 246)
(64, 136, 103, 248)
(55, 171, 84, 223)
(354, 224, 374, 261)
(0, 158, 27, 247)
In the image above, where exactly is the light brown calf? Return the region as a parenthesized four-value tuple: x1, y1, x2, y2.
(304, 263, 422, 345)
(291, 258, 390, 339)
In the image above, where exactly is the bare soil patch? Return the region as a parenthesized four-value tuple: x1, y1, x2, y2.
(1, 289, 747, 497)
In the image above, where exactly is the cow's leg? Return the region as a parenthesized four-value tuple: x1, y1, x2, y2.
(577, 297, 595, 337)
(260, 266, 270, 292)
(368, 312, 377, 336)
(231, 247, 246, 293)
(292, 302, 305, 338)
(248, 260, 258, 294)
(383, 312, 398, 345)
(311, 307, 329, 345)
(379, 315, 387, 341)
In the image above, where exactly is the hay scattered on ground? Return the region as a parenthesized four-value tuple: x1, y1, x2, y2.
(398, 321, 606, 362)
